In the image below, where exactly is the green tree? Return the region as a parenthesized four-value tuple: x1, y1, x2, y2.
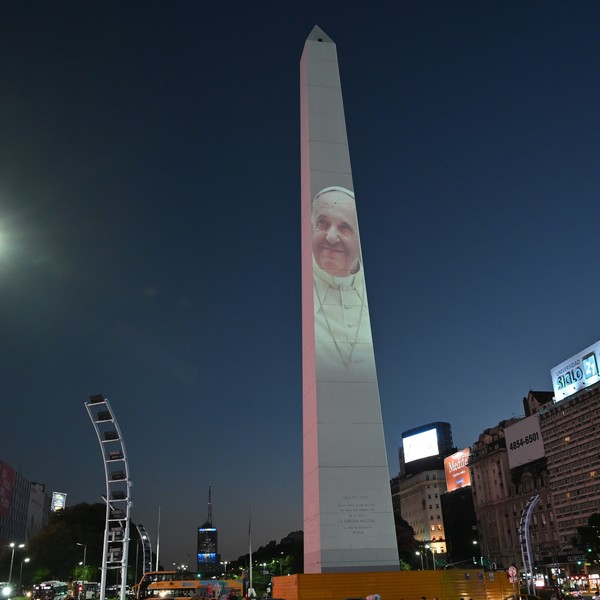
(26, 503, 107, 582)
(393, 513, 420, 569)
(575, 513, 600, 562)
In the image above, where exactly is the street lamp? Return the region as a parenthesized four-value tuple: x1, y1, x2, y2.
(425, 544, 436, 570)
(19, 557, 30, 592)
(416, 551, 424, 570)
(220, 561, 229, 575)
(76, 543, 87, 569)
(8, 543, 25, 585)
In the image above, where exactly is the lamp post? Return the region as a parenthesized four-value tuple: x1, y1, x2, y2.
(426, 544, 436, 570)
(416, 551, 424, 570)
(19, 557, 30, 592)
(220, 561, 229, 575)
(8, 543, 25, 585)
(76, 543, 87, 570)
(76, 542, 87, 584)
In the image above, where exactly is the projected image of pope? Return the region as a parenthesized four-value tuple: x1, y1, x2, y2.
(312, 186, 376, 381)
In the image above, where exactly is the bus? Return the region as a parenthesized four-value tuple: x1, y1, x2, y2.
(70, 582, 99, 600)
(32, 582, 69, 600)
(135, 572, 242, 600)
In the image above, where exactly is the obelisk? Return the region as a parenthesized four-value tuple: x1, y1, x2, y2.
(301, 26, 399, 573)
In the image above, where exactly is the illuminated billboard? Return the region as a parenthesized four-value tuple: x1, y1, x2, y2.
(197, 526, 218, 568)
(51, 491, 67, 512)
(551, 340, 600, 401)
(444, 448, 471, 492)
(403, 427, 439, 464)
(505, 415, 545, 469)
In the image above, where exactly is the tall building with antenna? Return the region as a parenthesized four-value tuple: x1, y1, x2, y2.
(197, 485, 219, 575)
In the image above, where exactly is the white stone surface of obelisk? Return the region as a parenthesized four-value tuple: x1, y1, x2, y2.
(300, 25, 400, 573)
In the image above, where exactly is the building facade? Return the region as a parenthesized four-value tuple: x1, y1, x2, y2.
(469, 407, 559, 571)
(0, 461, 49, 547)
(395, 470, 448, 558)
(538, 382, 600, 556)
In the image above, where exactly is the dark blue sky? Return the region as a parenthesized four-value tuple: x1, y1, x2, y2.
(1, 1, 599, 565)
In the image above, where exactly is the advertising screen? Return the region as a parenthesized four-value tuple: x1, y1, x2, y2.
(197, 527, 217, 565)
(197, 553, 216, 564)
(444, 448, 471, 492)
(403, 428, 439, 464)
(51, 491, 67, 512)
(551, 340, 600, 401)
(505, 415, 545, 469)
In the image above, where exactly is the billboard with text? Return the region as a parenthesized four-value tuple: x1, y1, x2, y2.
(51, 491, 67, 512)
(505, 415, 544, 469)
(444, 448, 471, 492)
(551, 340, 600, 401)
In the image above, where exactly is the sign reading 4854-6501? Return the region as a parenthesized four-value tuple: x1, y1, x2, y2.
(509, 431, 540, 451)
(505, 415, 545, 469)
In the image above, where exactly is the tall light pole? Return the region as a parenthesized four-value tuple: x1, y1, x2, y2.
(416, 551, 424, 570)
(19, 557, 30, 591)
(8, 543, 25, 585)
(77, 543, 87, 572)
(220, 561, 229, 576)
(426, 544, 436, 570)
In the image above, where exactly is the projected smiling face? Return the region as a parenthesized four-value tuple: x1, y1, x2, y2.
(312, 189, 360, 277)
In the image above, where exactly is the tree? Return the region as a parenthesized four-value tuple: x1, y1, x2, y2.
(575, 513, 600, 562)
(393, 512, 420, 569)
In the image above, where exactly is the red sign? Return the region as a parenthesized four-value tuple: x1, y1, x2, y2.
(444, 449, 471, 492)
(0, 462, 15, 517)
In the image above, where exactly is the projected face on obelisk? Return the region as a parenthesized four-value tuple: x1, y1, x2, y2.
(312, 187, 360, 277)
(311, 186, 375, 381)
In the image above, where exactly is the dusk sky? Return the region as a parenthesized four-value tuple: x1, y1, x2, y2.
(2, 1, 599, 566)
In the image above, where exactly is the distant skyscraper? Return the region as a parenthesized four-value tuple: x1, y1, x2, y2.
(197, 485, 219, 574)
(300, 25, 399, 573)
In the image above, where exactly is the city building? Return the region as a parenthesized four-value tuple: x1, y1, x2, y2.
(197, 486, 219, 575)
(0, 461, 49, 546)
(396, 469, 448, 558)
(441, 449, 479, 566)
(469, 392, 558, 571)
(538, 382, 600, 560)
(393, 423, 457, 560)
